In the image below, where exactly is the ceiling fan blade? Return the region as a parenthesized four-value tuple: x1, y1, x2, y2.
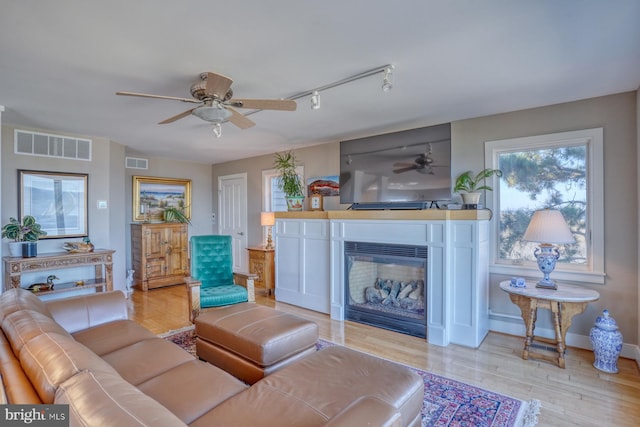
(205, 72, 233, 99)
(228, 98, 297, 111)
(227, 107, 256, 129)
(116, 91, 200, 103)
(393, 166, 418, 174)
(158, 108, 197, 124)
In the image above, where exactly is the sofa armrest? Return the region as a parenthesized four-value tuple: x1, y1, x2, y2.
(184, 277, 201, 323)
(45, 291, 128, 334)
(233, 272, 257, 303)
(324, 396, 401, 427)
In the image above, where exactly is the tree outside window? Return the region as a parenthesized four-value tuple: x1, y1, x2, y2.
(497, 145, 587, 264)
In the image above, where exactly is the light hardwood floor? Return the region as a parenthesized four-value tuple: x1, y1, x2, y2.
(127, 285, 640, 427)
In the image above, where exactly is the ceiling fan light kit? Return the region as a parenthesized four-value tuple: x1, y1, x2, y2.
(116, 71, 297, 133)
(192, 105, 232, 122)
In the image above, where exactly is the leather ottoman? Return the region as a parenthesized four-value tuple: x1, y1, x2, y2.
(195, 303, 319, 384)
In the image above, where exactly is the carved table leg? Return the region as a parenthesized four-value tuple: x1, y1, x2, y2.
(550, 302, 565, 368)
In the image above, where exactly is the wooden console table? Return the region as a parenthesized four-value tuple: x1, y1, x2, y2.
(3, 249, 115, 296)
(500, 281, 599, 368)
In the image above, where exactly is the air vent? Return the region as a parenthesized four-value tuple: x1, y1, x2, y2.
(344, 241, 428, 259)
(15, 130, 92, 161)
(126, 157, 149, 169)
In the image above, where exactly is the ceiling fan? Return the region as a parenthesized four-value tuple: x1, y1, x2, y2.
(393, 144, 443, 175)
(116, 72, 297, 130)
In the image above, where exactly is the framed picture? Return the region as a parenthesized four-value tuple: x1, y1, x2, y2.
(19, 170, 88, 239)
(133, 176, 191, 222)
(307, 175, 339, 197)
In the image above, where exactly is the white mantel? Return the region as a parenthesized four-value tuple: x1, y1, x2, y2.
(274, 210, 491, 348)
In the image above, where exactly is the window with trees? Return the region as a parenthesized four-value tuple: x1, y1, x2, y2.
(485, 128, 604, 284)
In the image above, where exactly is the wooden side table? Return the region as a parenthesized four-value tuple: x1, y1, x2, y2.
(3, 249, 115, 295)
(247, 246, 275, 295)
(500, 281, 599, 368)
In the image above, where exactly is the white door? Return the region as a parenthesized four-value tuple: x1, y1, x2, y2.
(218, 173, 248, 272)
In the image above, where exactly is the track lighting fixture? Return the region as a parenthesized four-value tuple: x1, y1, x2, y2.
(212, 123, 222, 138)
(246, 64, 393, 115)
(310, 91, 321, 110)
(382, 66, 394, 92)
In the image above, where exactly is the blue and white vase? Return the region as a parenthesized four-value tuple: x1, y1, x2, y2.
(589, 309, 623, 373)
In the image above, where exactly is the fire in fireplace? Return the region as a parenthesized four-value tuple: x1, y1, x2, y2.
(344, 241, 427, 338)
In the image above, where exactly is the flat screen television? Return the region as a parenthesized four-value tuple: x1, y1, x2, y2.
(339, 123, 451, 209)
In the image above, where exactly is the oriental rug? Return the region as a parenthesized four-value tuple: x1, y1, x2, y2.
(162, 327, 540, 427)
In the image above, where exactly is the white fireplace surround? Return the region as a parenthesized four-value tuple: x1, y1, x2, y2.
(274, 211, 491, 348)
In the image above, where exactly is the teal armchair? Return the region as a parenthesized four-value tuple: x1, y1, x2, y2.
(185, 235, 256, 321)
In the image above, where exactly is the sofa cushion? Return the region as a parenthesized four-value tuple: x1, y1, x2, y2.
(55, 370, 187, 427)
(72, 319, 156, 356)
(45, 291, 129, 333)
(137, 359, 247, 424)
(0, 288, 51, 322)
(100, 338, 194, 386)
(2, 309, 72, 356)
(19, 332, 118, 403)
(196, 346, 423, 427)
(200, 284, 248, 307)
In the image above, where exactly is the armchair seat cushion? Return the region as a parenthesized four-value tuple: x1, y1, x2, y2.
(200, 284, 248, 307)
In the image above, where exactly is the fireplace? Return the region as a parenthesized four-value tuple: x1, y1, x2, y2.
(344, 241, 427, 338)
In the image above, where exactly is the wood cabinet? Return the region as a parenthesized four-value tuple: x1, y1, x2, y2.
(247, 246, 275, 295)
(131, 223, 188, 291)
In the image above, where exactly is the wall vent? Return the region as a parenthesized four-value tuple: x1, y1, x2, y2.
(125, 157, 149, 169)
(14, 129, 92, 161)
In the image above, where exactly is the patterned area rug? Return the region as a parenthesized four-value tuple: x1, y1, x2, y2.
(162, 327, 540, 427)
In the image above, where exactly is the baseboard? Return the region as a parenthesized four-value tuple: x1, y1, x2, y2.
(489, 314, 638, 360)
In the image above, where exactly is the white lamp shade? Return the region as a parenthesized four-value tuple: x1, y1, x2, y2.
(522, 209, 574, 244)
(261, 212, 275, 226)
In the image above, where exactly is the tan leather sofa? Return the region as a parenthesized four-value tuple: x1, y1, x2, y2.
(0, 288, 423, 426)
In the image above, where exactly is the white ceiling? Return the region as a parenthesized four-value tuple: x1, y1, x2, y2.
(1, 1, 639, 165)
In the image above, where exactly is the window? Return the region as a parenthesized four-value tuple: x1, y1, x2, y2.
(485, 128, 604, 284)
(262, 167, 304, 212)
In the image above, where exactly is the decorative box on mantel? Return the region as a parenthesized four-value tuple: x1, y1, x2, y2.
(274, 210, 491, 348)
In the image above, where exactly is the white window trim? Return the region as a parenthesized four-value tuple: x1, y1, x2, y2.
(484, 128, 605, 284)
(261, 166, 304, 212)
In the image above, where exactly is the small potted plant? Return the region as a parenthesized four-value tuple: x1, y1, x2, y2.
(454, 168, 503, 208)
(163, 206, 191, 224)
(273, 150, 305, 211)
(2, 215, 47, 257)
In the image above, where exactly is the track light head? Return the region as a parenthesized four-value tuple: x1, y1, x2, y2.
(382, 66, 394, 92)
(310, 91, 321, 110)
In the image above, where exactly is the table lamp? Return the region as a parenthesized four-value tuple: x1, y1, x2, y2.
(522, 209, 574, 290)
(261, 212, 275, 249)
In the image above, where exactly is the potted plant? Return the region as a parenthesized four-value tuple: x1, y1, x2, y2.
(2, 215, 47, 257)
(454, 168, 503, 208)
(273, 150, 305, 211)
(163, 206, 191, 224)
